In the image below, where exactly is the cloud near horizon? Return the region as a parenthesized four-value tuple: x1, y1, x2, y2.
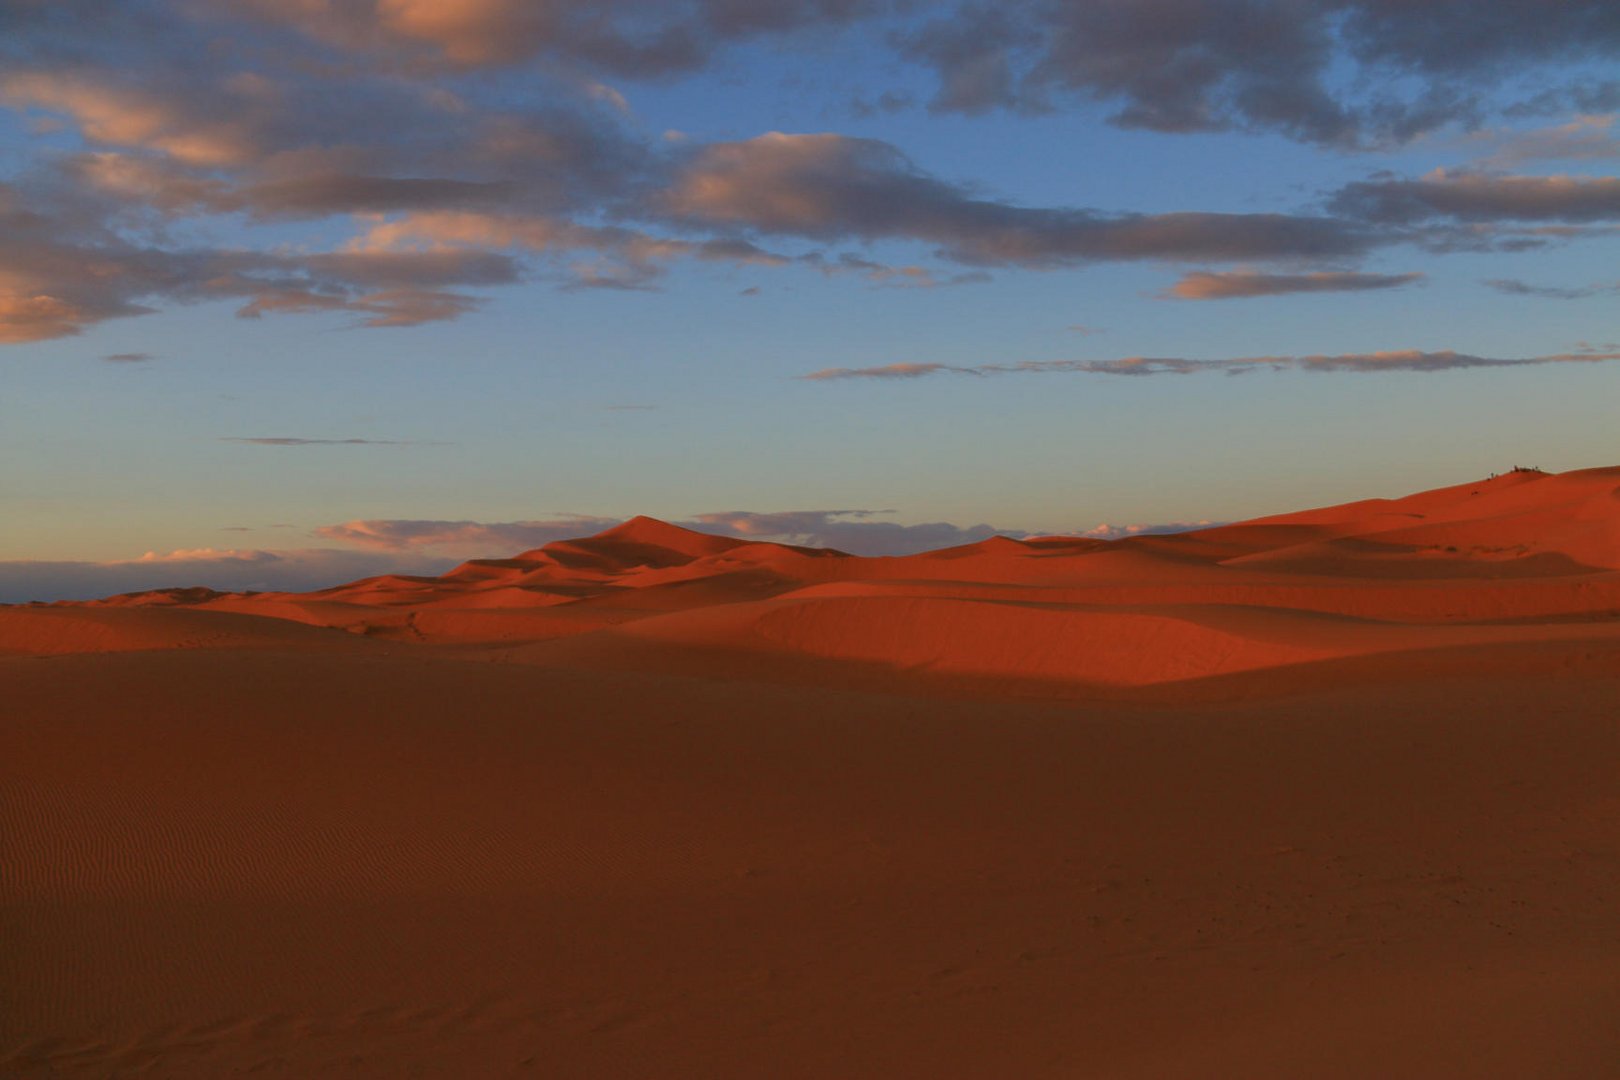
(5, 512, 1225, 602)
(1078, 521, 1221, 540)
(316, 510, 1025, 558)
(314, 509, 1225, 559)
(0, 548, 456, 605)
(314, 516, 624, 553)
(801, 349, 1620, 380)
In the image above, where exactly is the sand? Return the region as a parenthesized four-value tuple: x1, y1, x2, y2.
(3, 466, 1619, 1077)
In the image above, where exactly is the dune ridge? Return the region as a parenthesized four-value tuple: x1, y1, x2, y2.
(11, 465, 1620, 691)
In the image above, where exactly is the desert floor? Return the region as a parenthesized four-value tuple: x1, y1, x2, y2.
(4, 467, 1619, 1077)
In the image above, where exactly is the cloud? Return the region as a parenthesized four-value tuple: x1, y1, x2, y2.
(796, 251, 992, 288)
(1464, 114, 1620, 167)
(0, 173, 536, 341)
(0, 548, 456, 604)
(689, 509, 1017, 555)
(313, 516, 623, 554)
(1331, 169, 1620, 224)
(1076, 521, 1219, 540)
(664, 132, 1376, 266)
(350, 210, 792, 292)
(220, 437, 434, 446)
(226, 0, 891, 74)
(800, 362, 962, 380)
(0, 69, 264, 167)
(101, 351, 153, 363)
(0, 291, 110, 345)
(3, 509, 1244, 602)
(1164, 270, 1426, 300)
(122, 0, 1620, 158)
(897, 1, 1620, 146)
(315, 509, 1031, 558)
(233, 287, 485, 328)
(1483, 278, 1620, 299)
(3, 2, 1615, 350)
(801, 348, 1620, 380)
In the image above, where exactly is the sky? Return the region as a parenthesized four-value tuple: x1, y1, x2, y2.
(3, 0, 1619, 600)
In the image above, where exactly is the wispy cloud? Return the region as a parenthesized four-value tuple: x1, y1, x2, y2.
(1331, 169, 1620, 224)
(234, 287, 486, 328)
(797, 251, 992, 288)
(689, 509, 1015, 556)
(1076, 521, 1220, 540)
(801, 362, 962, 380)
(801, 349, 1620, 381)
(1164, 270, 1425, 300)
(314, 516, 622, 553)
(220, 437, 438, 446)
(1463, 115, 1620, 168)
(101, 351, 154, 363)
(1483, 278, 1620, 300)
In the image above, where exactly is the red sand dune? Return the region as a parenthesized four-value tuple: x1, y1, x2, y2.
(4, 466, 1620, 1076)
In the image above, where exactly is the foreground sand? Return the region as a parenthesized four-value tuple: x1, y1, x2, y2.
(4, 467, 1620, 1076)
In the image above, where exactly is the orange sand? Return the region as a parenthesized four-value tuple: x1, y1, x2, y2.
(4, 466, 1619, 1076)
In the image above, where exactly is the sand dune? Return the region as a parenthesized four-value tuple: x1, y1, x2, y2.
(4, 466, 1620, 1076)
(16, 465, 1619, 678)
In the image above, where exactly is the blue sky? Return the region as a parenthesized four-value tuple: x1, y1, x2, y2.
(2, 1, 1618, 598)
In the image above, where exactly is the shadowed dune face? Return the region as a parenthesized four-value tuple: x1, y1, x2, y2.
(5, 467, 1620, 1077)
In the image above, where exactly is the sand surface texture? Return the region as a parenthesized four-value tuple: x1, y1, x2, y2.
(4, 466, 1620, 1077)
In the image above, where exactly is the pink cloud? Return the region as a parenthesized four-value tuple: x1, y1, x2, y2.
(1164, 270, 1425, 300)
(314, 517, 622, 554)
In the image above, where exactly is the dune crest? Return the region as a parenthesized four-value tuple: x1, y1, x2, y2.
(10, 466, 1619, 691)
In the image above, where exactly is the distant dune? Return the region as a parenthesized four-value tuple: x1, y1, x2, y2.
(4, 467, 1620, 1077)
